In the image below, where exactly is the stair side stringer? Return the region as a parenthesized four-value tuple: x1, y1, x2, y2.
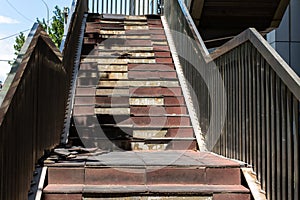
(161, 16, 207, 151)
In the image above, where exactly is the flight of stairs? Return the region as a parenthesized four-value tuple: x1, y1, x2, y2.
(42, 14, 250, 200)
(73, 14, 197, 151)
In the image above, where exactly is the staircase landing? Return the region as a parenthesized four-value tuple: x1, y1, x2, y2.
(43, 150, 249, 200)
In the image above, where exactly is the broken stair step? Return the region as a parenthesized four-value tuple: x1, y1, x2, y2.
(78, 72, 128, 79)
(74, 96, 132, 106)
(75, 126, 132, 138)
(96, 88, 129, 96)
(101, 14, 147, 21)
(129, 87, 182, 97)
(79, 63, 176, 73)
(128, 71, 177, 79)
(133, 137, 196, 142)
(130, 116, 192, 127)
(93, 107, 189, 116)
(97, 64, 128, 72)
(129, 97, 186, 106)
(83, 51, 155, 57)
(96, 39, 153, 46)
(132, 127, 194, 138)
(125, 29, 165, 35)
(93, 52, 155, 57)
(130, 106, 187, 115)
(93, 116, 192, 127)
(132, 140, 197, 151)
(76, 127, 194, 139)
(93, 97, 181, 105)
(98, 80, 179, 87)
(97, 46, 153, 51)
(98, 34, 167, 41)
(90, 97, 186, 107)
(82, 58, 156, 64)
(99, 35, 151, 39)
(128, 64, 174, 71)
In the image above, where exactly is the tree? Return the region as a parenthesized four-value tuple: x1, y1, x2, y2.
(13, 32, 25, 55)
(10, 6, 64, 65)
(8, 32, 25, 65)
(37, 6, 64, 48)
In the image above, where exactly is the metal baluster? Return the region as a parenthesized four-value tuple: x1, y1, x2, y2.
(292, 97, 299, 200)
(281, 83, 287, 200)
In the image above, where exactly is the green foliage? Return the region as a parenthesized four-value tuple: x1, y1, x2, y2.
(8, 32, 25, 65)
(38, 6, 64, 47)
(10, 6, 64, 66)
(13, 32, 25, 55)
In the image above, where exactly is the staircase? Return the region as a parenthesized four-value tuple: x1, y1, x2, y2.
(42, 14, 250, 200)
(73, 14, 197, 151)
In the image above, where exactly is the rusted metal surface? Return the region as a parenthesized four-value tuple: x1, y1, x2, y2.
(0, 24, 66, 200)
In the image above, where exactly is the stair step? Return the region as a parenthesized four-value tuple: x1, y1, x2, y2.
(130, 106, 187, 115)
(46, 153, 242, 185)
(98, 80, 179, 87)
(128, 64, 174, 71)
(44, 184, 249, 195)
(81, 58, 156, 64)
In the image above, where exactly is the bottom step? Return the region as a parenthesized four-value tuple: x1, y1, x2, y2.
(43, 184, 250, 200)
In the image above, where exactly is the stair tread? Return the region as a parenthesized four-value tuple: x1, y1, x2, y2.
(44, 184, 249, 194)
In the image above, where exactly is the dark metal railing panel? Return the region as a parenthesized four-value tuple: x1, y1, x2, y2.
(60, 0, 88, 143)
(210, 42, 299, 199)
(0, 24, 66, 200)
(163, 0, 300, 199)
(88, 0, 161, 15)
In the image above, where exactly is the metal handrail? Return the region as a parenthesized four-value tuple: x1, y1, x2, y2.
(88, 0, 163, 15)
(59, 0, 89, 144)
(164, 0, 299, 199)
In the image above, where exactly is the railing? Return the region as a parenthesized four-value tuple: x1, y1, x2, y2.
(60, 0, 88, 143)
(164, 0, 299, 199)
(88, 0, 163, 15)
(0, 24, 66, 200)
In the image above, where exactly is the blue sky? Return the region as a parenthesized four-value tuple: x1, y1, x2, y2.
(0, 0, 72, 82)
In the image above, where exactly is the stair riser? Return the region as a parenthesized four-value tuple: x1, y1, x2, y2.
(47, 167, 241, 185)
(43, 194, 250, 200)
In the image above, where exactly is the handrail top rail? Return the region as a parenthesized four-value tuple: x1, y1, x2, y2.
(208, 28, 300, 100)
(175, 0, 300, 100)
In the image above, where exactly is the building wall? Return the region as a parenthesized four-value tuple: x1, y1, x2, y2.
(267, 0, 300, 75)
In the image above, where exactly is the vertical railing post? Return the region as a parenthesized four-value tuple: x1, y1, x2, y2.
(129, 0, 135, 15)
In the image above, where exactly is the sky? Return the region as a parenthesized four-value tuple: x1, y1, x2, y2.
(0, 0, 72, 82)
